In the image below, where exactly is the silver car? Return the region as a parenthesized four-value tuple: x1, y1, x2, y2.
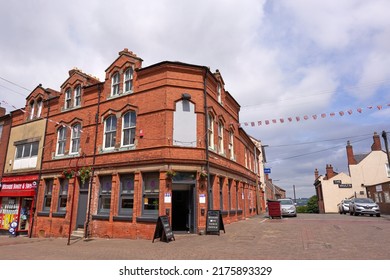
(349, 197, 381, 217)
(278, 198, 297, 217)
(338, 199, 351, 214)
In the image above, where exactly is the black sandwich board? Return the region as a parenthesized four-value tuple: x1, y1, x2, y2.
(206, 210, 225, 235)
(152, 215, 175, 243)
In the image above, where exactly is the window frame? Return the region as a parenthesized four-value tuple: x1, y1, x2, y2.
(15, 142, 39, 159)
(74, 85, 81, 107)
(98, 175, 112, 214)
(29, 100, 35, 120)
(43, 179, 53, 212)
(36, 99, 43, 118)
(218, 121, 224, 154)
(111, 72, 120, 96)
(65, 88, 72, 109)
(217, 84, 222, 104)
(70, 124, 81, 155)
(57, 179, 69, 213)
(142, 172, 159, 216)
(124, 68, 133, 93)
(103, 115, 117, 150)
(118, 174, 135, 215)
(122, 111, 136, 147)
(208, 113, 214, 150)
(229, 130, 234, 159)
(56, 126, 67, 156)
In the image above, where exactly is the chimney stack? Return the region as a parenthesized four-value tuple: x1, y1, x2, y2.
(326, 164, 336, 179)
(346, 141, 357, 165)
(371, 132, 382, 151)
(314, 168, 319, 180)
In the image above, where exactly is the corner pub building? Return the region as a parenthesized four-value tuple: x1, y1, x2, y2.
(17, 49, 259, 239)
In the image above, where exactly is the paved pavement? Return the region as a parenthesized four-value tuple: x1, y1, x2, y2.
(1, 213, 390, 260)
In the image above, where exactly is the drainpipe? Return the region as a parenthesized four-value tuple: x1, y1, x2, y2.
(203, 68, 212, 210)
(29, 88, 51, 238)
(84, 83, 102, 239)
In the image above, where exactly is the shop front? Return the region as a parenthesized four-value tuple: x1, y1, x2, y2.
(0, 174, 38, 236)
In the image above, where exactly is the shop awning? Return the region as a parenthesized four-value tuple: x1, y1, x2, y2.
(0, 174, 39, 197)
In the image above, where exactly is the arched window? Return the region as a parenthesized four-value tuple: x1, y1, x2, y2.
(74, 85, 81, 107)
(229, 129, 235, 160)
(111, 72, 120, 96)
(104, 115, 117, 149)
(208, 113, 214, 149)
(65, 88, 72, 109)
(56, 126, 67, 156)
(70, 123, 81, 154)
(36, 98, 43, 118)
(218, 121, 224, 154)
(29, 100, 35, 120)
(122, 111, 136, 147)
(124, 68, 133, 93)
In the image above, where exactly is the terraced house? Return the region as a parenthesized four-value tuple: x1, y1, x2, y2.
(1, 49, 260, 239)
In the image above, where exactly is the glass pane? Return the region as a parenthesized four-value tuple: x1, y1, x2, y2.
(123, 129, 130, 146)
(31, 142, 39, 156)
(143, 197, 159, 210)
(23, 144, 31, 157)
(121, 176, 134, 193)
(101, 196, 111, 210)
(121, 197, 133, 209)
(44, 197, 52, 209)
(16, 146, 23, 158)
(59, 196, 67, 208)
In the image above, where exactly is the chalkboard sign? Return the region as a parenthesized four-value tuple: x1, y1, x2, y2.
(152, 215, 175, 243)
(206, 210, 225, 235)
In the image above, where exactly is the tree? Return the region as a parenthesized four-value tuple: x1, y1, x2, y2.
(306, 195, 319, 213)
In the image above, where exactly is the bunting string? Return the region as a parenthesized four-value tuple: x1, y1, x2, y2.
(239, 103, 389, 127)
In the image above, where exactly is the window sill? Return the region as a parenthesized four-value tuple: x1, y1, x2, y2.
(237, 210, 243, 215)
(37, 211, 50, 217)
(136, 216, 158, 223)
(52, 212, 66, 218)
(221, 210, 229, 215)
(92, 214, 110, 221)
(229, 210, 237, 215)
(113, 216, 133, 222)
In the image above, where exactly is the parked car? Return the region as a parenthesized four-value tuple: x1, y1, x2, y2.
(278, 198, 297, 217)
(349, 197, 381, 217)
(337, 199, 351, 214)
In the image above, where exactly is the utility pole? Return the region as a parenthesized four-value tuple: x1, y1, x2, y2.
(293, 184, 296, 203)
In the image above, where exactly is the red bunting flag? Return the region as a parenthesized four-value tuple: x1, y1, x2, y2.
(339, 111, 344, 116)
(280, 118, 284, 123)
(347, 110, 353, 115)
(330, 112, 335, 117)
(272, 119, 277, 123)
(304, 115, 309, 120)
(244, 122, 248, 126)
(251, 122, 255, 126)
(367, 106, 373, 109)
(377, 105, 382, 110)
(257, 121, 262, 126)
(321, 113, 326, 118)
(357, 108, 362, 113)
(288, 117, 293, 122)
(265, 120, 270, 125)
(312, 115, 317, 120)
(296, 116, 300, 121)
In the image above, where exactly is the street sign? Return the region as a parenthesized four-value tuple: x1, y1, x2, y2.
(264, 168, 271, 174)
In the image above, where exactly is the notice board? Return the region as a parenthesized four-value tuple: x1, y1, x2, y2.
(206, 210, 225, 235)
(152, 215, 175, 243)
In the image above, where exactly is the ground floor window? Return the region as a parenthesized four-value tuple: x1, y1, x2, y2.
(58, 179, 68, 212)
(99, 175, 112, 214)
(43, 179, 53, 212)
(142, 172, 159, 216)
(119, 174, 134, 215)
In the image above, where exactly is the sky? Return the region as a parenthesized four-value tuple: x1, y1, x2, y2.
(1, 0, 390, 198)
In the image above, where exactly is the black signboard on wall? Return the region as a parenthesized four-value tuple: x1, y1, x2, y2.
(152, 215, 175, 243)
(206, 210, 225, 235)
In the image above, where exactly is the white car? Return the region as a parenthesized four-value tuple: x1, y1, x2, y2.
(278, 198, 297, 217)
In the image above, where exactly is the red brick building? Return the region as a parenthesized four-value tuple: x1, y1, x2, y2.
(30, 49, 259, 239)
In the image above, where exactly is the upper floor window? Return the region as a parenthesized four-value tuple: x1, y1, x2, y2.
(111, 72, 120, 96)
(386, 163, 390, 177)
(122, 111, 136, 147)
(104, 115, 117, 149)
(65, 88, 72, 109)
(208, 113, 214, 150)
(70, 124, 81, 154)
(229, 130, 234, 160)
(124, 68, 133, 93)
(29, 101, 35, 120)
(218, 121, 224, 154)
(56, 126, 67, 155)
(15, 142, 39, 159)
(217, 84, 222, 104)
(74, 85, 81, 107)
(0, 124, 3, 138)
(36, 99, 43, 118)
